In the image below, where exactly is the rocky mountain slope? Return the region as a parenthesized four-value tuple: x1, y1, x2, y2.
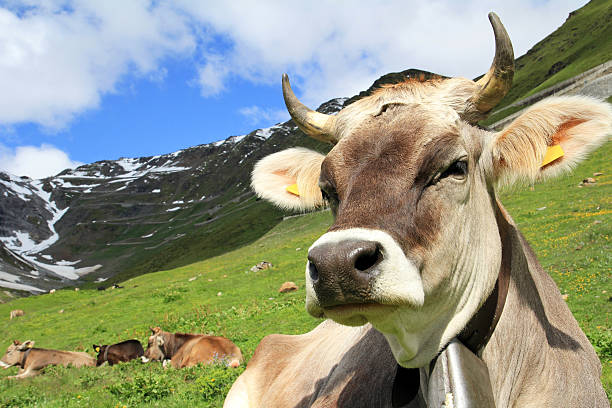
(0, 98, 344, 295)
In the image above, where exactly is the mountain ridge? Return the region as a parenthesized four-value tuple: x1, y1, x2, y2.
(0, 98, 345, 294)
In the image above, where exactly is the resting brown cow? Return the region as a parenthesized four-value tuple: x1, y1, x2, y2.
(142, 327, 242, 369)
(0, 340, 95, 379)
(93, 339, 144, 366)
(9, 309, 24, 319)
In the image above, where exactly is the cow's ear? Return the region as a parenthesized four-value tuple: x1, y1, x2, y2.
(487, 96, 612, 187)
(19, 340, 34, 350)
(252, 147, 326, 211)
(93, 345, 100, 353)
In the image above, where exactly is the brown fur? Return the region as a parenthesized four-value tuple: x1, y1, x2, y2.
(1, 340, 94, 379)
(144, 328, 242, 369)
(224, 320, 416, 408)
(9, 309, 24, 319)
(94, 339, 144, 366)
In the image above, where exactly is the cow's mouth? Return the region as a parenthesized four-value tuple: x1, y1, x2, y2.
(322, 302, 398, 326)
(0, 360, 11, 369)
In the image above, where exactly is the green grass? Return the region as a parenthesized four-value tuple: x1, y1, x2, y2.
(0, 208, 332, 407)
(1, 137, 610, 405)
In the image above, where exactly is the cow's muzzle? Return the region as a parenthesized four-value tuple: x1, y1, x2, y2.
(308, 240, 382, 308)
(305, 228, 424, 320)
(0, 360, 11, 368)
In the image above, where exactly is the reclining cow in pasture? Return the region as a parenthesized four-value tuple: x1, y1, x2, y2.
(225, 12, 611, 408)
(0, 340, 95, 379)
(93, 339, 144, 366)
(141, 327, 243, 369)
(9, 309, 24, 320)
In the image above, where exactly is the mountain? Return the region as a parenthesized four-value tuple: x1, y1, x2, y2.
(1, 0, 610, 297)
(0, 98, 344, 295)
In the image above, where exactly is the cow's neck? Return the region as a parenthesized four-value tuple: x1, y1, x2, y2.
(167, 333, 196, 357)
(479, 201, 604, 406)
(457, 200, 512, 354)
(19, 348, 32, 368)
(392, 200, 513, 407)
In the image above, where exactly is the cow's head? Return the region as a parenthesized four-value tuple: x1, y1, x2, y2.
(252, 13, 612, 368)
(0, 340, 34, 368)
(142, 327, 169, 363)
(93, 344, 107, 366)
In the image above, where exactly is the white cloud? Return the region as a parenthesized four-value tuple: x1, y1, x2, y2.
(181, 0, 588, 107)
(0, 0, 195, 129)
(196, 55, 229, 97)
(0, 0, 588, 129)
(0, 144, 83, 179)
(239, 106, 288, 126)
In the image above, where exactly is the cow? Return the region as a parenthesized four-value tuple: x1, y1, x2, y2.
(226, 12, 611, 408)
(9, 309, 24, 319)
(141, 327, 243, 369)
(225, 320, 423, 407)
(93, 339, 144, 366)
(0, 340, 95, 379)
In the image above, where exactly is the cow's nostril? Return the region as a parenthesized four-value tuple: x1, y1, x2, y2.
(354, 245, 382, 272)
(308, 262, 319, 281)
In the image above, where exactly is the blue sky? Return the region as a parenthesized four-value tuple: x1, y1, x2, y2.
(0, 0, 588, 179)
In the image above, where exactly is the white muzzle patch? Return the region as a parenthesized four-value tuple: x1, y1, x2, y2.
(140, 356, 150, 363)
(306, 228, 424, 317)
(0, 360, 10, 368)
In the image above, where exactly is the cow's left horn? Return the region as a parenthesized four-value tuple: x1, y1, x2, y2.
(470, 12, 514, 116)
(282, 74, 338, 144)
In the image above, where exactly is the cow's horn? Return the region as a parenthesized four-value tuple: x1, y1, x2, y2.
(470, 12, 514, 115)
(282, 74, 338, 144)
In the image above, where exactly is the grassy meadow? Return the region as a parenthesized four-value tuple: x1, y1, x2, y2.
(0, 136, 611, 406)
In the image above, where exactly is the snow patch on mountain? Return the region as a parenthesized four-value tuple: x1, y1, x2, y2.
(255, 124, 284, 139)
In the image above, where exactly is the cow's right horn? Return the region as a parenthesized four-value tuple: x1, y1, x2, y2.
(282, 74, 338, 144)
(469, 12, 515, 117)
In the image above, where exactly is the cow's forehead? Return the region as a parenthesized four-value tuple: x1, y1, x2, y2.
(327, 102, 465, 172)
(332, 77, 478, 139)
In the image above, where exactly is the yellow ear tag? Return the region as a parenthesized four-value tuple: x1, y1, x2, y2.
(286, 183, 300, 197)
(541, 145, 564, 167)
(95, 347, 100, 353)
(27, 344, 33, 349)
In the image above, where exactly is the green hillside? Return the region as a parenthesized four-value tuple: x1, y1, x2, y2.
(1, 136, 610, 406)
(508, 0, 611, 102)
(481, 0, 612, 126)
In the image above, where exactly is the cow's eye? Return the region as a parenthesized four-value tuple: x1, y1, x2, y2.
(320, 186, 339, 207)
(440, 160, 468, 179)
(321, 189, 330, 202)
